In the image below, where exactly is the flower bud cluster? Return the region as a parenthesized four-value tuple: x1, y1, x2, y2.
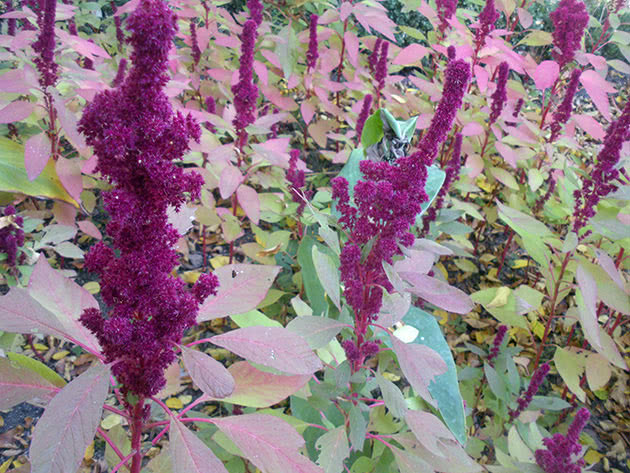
(509, 363, 550, 420)
(535, 408, 590, 473)
(550, 0, 589, 68)
(0, 206, 24, 268)
(306, 14, 319, 71)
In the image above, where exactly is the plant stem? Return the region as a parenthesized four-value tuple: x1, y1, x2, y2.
(129, 399, 146, 473)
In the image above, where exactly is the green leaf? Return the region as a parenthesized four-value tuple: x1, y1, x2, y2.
(231, 310, 282, 328)
(297, 236, 335, 316)
(348, 405, 367, 452)
(517, 30, 553, 46)
(416, 165, 446, 220)
(7, 352, 66, 388)
(554, 347, 586, 402)
(399, 116, 418, 142)
(0, 137, 78, 207)
(380, 109, 402, 139)
(312, 246, 341, 310)
(470, 288, 529, 329)
(316, 426, 350, 473)
(484, 363, 509, 402)
(360, 112, 384, 150)
(402, 307, 467, 445)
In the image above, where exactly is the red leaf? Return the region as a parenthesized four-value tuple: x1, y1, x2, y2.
(25, 133, 51, 181)
(55, 157, 83, 203)
(198, 264, 281, 321)
(77, 220, 102, 240)
(219, 165, 243, 199)
(211, 326, 322, 375)
(30, 363, 110, 473)
(170, 417, 229, 473)
(0, 100, 35, 124)
(181, 345, 235, 399)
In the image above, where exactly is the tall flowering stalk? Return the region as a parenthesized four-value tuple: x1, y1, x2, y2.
(32, 0, 58, 88)
(368, 38, 382, 76)
(0, 206, 24, 269)
(333, 60, 470, 372)
(78, 0, 218, 402)
(549, 69, 581, 142)
(489, 61, 509, 125)
(374, 41, 389, 107)
(232, 19, 259, 151)
(487, 324, 507, 366)
(6, 0, 16, 36)
(190, 20, 201, 66)
(535, 408, 590, 473)
(436, 0, 457, 34)
(111, 1, 125, 49)
(509, 362, 550, 420)
(247, 0, 263, 27)
(355, 94, 373, 145)
(473, 0, 499, 61)
(550, 0, 589, 68)
(306, 14, 319, 72)
(111, 58, 127, 87)
(573, 100, 630, 234)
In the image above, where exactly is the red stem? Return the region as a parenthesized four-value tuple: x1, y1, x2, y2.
(129, 399, 145, 473)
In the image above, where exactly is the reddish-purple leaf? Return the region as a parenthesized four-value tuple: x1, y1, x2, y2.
(580, 70, 615, 121)
(52, 93, 88, 155)
(211, 326, 322, 375)
(576, 264, 601, 350)
(170, 417, 229, 473)
(532, 61, 559, 90)
(217, 361, 310, 407)
(198, 264, 281, 322)
(393, 44, 428, 65)
(495, 142, 520, 168)
(253, 60, 268, 86)
(286, 315, 346, 349)
(25, 133, 51, 181)
(405, 410, 456, 458)
(0, 69, 33, 94)
(401, 273, 473, 314)
(572, 114, 605, 139)
(27, 255, 101, 353)
(461, 122, 483, 136)
(517, 7, 533, 28)
(219, 165, 243, 199)
(301, 100, 316, 125)
(344, 31, 359, 67)
(391, 334, 446, 407)
(214, 414, 324, 473)
(595, 249, 627, 292)
(0, 357, 62, 410)
(55, 157, 83, 203)
(180, 345, 235, 399)
(0, 100, 35, 124)
(77, 220, 102, 240)
(339, 1, 353, 21)
(236, 184, 260, 225)
(30, 363, 110, 473)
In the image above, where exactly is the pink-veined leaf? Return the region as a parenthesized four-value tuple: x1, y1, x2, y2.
(344, 30, 359, 67)
(253, 60, 268, 86)
(405, 410, 456, 458)
(532, 61, 559, 90)
(25, 133, 51, 181)
(391, 334, 447, 407)
(339, 1, 353, 21)
(394, 433, 482, 473)
(576, 265, 602, 350)
(286, 315, 346, 349)
(585, 53, 607, 70)
(216, 361, 310, 407)
(198, 264, 281, 322)
(401, 273, 474, 314)
(301, 100, 316, 125)
(0, 69, 33, 94)
(219, 165, 242, 199)
(170, 417, 229, 473)
(0, 355, 63, 410)
(495, 142, 521, 168)
(378, 292, 412, 327)
(0, 100, 35, 124)
(180, 345, 235, 399)
(51, 93, 88, 155)
(211, 326, 322, 375)
(595, 249, 627, 293)
(30, 363, 110, 473)
(214, 414, 324, 473)
(393, 44, 428, 65)
(114, 0, 140, 16)
(461, 122, 483, 136)
(236, 184, 260, 225)
(391, 445, 433, 473)
(580, 70, 616, 120)
(315, 426, 350, 473)
(55, 157, 83, 203)
(474, 65, 488, 93)
(27, 255, 101, 353)
(517, 7, 533, 28)
(572, 114, 606, 139)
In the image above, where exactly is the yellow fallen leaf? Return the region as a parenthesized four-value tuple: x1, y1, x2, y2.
(475, 330, 490, 344)
(257, 243, 282, 257)
(101, 414, 123, 430)
(487, 268, 500, 282)
(182, 271, 200, 284)
(166, 397, 183, 409)
(82, 281, 100, 294)
(435, 309, 449, 326)
(210, 256, 229, 269)
(33, 343, 48, 351)
(179, 395, 192, 405)
(84, 441, 94, 461)
(0, 458, 12, 473)
(511, 259, 529, 269)
(52, 350, 70, 360)
(381, 372, 400, 382)
(488, 287, 511, 308)
(531, 320, 545, 340)
(584, 449, 603, 464)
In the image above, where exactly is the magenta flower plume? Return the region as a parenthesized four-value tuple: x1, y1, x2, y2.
(509, 362, 550, 420)
(0, 206, 25, 268)
(535, 408, 590, 473)
(573, 100, 630, 233)
(355, 94, 373, 144)
(232, 19, 259, 147)
(247, 0, 263, 26)
(111, 58, 127, 88)
(368, 38, 383, 76)
(32, 0, 58, 88)
(6, 0, 16, 36)
(375, 41, 389, 93)
(111, 1, 125, 47)
(474, 0, 500, 51)
(447, 45, 456, 61)
(78, 0, 217, 397)
(550, 0, 589, 68)
(418, 59, 470, 165)
(61, 0, 77, 35)
(306, 14, 319, 71)
(421, 133, 463, 234)
(489, 61, 509, 125)
(533, 176, 557, 213)
(190, 21, 201, 65)
(487, 324, 507, 365)
(205, 96, 216, 132)
(287, 149, 313, 216)
(436, 0, 457, 33)
(549, 69, 581, 142)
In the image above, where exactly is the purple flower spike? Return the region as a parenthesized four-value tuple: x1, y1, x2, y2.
(535, 408, 590, 473)
(510, 362, 550, 420)
(436, 0, 458, 33)
(549, 69, 581, 142)
(475, 0, 500, 51)
(306, 14, 319, 71)
(551, 0, 589, 68)
(112, 58, 127, 88)
(447, 45, 456, 61)
(190, 21, 201, 65)
(368, 38, 383, 76)
(0, 206, 25, 268)
(6, 0, 16, 36)
(287, 149, 313, 215)
(355, 94, 373, 144)
(489, 61, 509, 125)
(375, 41, 389, 93)
(32, 0, 58, 88)
(247, 0, 263, 26)
(111, 2, 125, 47)
(573, 100, 630, 233)
(487, 324, 507, 365)
(232, 19, 259, 146)
(78, 0, 216, 398)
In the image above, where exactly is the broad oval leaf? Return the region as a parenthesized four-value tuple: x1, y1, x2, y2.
(405, 410, 456, 458)
(532, 61, 559, 91)
(25, 133, 51, 181)
(214, 414, 324, 473)
(311, 246, 341, 310)
(219, 165, 243, 199)
(211, 326, 322, 375)
(198, 264, 281, 322)
(30, 363, 111, 473)
(170, 417, 229, 473)
(0, 100, 35, 124)
(180, 345, 235, 399)
(0, 355, 63, 410)
(402, 273, 473, 314)
(315, 426, 350, 473)
(217, 361, 310, 408)
(286, 315, 346, 350)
